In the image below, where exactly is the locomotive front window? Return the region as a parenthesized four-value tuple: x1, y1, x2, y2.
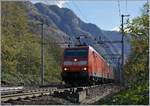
(64, 49, 88, 57)
(64, 60, 87, 65)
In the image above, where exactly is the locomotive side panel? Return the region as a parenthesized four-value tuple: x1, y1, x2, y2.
(87, 49, 94, 78)
(95, 51, 103, 78)
(88, 46, 114, 83)
(88, 46, 115, 83)
(88, 48, 104, 82)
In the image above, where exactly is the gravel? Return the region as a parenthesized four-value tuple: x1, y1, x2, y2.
(3, 95, 74, 105)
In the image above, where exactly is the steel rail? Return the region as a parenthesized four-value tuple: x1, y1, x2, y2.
(1, 83, 119, 103)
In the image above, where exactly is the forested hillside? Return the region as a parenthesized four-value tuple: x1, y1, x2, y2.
(1, 1, 63, 86)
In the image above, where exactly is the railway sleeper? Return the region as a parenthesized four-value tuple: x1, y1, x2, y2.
(53, 89, 87, 103)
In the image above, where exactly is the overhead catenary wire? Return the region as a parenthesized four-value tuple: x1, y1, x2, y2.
(47, 0, 123, 67)
(125, 0, 128, 14)
(70, 0, 88, 22)
(69, 0, 121, 65)
(117, 0, 121, 16)
(58, 0, 88, 22)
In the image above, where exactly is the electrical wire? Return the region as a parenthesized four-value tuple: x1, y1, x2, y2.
(125, 0, 128, 14)
(71, 0, 88, 22)
(117, 0, 121, 16)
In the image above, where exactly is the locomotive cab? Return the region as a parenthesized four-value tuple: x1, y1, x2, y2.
(61, 47, 89, 85)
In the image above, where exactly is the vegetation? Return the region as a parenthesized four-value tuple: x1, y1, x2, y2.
(1, 1, 63, 86)
(95, 83, 148, 105)
(1, 1, 149, 104)
(97, 3, 149, 105)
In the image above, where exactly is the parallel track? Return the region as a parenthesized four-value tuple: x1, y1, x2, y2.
(1, 83, 122, 103)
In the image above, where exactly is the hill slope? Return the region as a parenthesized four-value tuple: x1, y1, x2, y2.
(24, 1, 131, 66)
(1, 1, 63, 86)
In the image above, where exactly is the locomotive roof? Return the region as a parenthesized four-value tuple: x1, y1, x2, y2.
(65, 46, 111, 67)
(88, 46, 107, 63)
(65, 46, 88, 49)
(65, 46, 106, 62)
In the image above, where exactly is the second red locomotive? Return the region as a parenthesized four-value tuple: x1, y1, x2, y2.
(61, 46, 114, 85)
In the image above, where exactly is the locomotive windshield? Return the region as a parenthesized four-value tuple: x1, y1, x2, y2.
(64, 49, 88, 57)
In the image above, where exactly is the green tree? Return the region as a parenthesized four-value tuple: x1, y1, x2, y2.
(1, 1, 63, 86)
(124, 3, 149, 86)
(97, 3, 149, 105)
(1, 1, 29, 36)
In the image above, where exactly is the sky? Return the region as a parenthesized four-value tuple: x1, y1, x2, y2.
(30, 0, 148, 31)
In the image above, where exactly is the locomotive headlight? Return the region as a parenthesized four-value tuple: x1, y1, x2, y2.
(64, 67, 68, 71)
(74, 58, 77, 62)
(83, 67, 87, 71)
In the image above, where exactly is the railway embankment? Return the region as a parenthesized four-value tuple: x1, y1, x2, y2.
(1, 84, 123, 105)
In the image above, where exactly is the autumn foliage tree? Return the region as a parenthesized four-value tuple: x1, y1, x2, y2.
(124, 3, 149, 86)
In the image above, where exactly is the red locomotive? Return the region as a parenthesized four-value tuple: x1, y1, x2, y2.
(61, 46, 114, 85)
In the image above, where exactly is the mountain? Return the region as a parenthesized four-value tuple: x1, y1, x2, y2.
(24, 1, 131, 66)
(102, 30, 131, 55)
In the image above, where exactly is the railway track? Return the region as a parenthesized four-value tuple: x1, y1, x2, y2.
(1, 86, 24, 95)
(1, 83, 122, 104)
(1, 87, 58, 102)
(1, 86, 87, 102)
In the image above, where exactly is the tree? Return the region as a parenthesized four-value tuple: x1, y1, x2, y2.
(124, 3, 149, 86)
(97, 3, 149, 105)
(1, 1, 63, 85)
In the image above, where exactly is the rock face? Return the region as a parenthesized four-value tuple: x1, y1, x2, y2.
(24, 1, 131, 66)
